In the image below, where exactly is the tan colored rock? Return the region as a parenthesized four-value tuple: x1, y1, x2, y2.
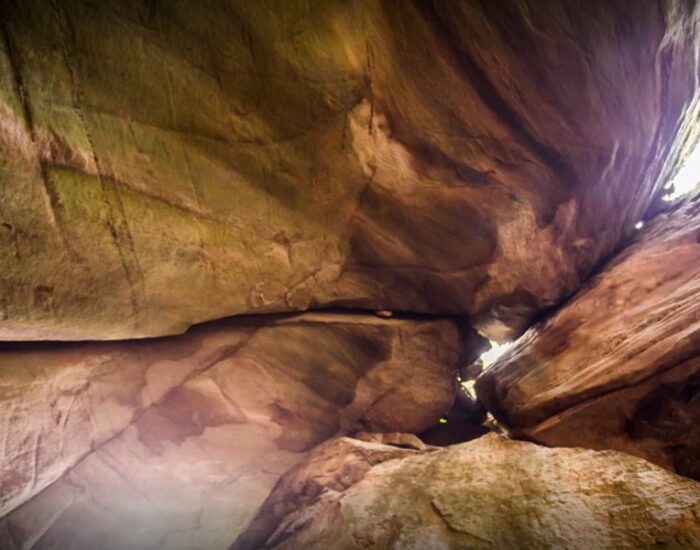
(477, 199, 700, 478)
(234, 434, 700, 550)
(232, 436, 427, 550)
(1, 1, 698, 340)
(0, 312, 466, 546)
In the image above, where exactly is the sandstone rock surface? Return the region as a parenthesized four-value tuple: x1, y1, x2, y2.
(0, 1, 698, 340)
(235, 434, 700, 549)
(2, 1, 700, 548)
(477, 198, 700, 479)
(0, 312, 465, 547)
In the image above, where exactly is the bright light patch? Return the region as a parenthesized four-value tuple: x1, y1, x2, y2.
(480, 340, 513, 369)
(664, 139, 700, 201)
(634, 221, 644, 230)
(461, 379, 477, 399)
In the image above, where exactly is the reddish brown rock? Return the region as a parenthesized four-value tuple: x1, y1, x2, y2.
(477, 198, 700, 478)
(0, 312, 467, 546)
(234, 434, 700, 549)
(0, 1, 698, 340)
(525, 356, 700, 480)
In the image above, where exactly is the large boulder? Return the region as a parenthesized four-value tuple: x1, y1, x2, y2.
(1, 0, 698, 340)
(0, 312, 468, 545)
(234, 434, 700, 549)
(477, 198, 700, 479)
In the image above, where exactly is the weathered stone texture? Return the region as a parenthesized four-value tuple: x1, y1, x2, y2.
(235, 434, 700, 549)
(0, 0, 698, 339)
(477, 199, 700, 479)
(0, 313, 464, 547)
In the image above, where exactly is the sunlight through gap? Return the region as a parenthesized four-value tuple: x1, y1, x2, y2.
(663, 139, 700, 201)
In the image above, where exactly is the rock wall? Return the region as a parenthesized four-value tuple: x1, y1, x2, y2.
(477, 198, 700, 479)
(0, 313, 469, 547)
(234, 434, 700, 549)
(1, 1, 700, 548)
(0, 0, 698, 340)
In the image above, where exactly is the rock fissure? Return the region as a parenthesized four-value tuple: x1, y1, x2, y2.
(2, 1, 700, 548)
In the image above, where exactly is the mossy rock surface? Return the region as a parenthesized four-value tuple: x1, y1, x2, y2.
(1, 0, 699, 339)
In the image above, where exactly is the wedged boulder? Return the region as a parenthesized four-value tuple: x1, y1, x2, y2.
(1, 1, 699, 340)
(477, 199, 700, 478)
(0, 312, 468, 546)
(234, 434, 700, 549)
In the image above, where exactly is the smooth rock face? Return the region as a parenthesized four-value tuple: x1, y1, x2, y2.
(1, 1, 698, 340)
(477, 199, 700, 478)
(235, 434, 700, 549)
(0, 312, 465, 547)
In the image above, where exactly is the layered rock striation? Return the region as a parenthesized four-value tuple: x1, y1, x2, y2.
(477, 198, 700, 479)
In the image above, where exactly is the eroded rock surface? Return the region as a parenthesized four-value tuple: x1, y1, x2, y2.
(232, 436, 424, 550)
(477, 198, 700, 479)
(1, 1, 698, 340)
(235, 434, 700, 549)
(0, 312, 467, 547)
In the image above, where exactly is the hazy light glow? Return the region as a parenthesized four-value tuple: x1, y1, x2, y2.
(664, 140, 700, 201)
(461, 379, 477, 399)
(634, 221, 644, 230)
(480, 340, 513, 369)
